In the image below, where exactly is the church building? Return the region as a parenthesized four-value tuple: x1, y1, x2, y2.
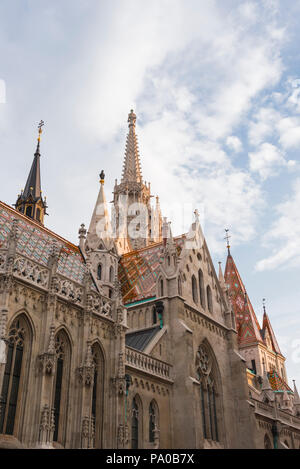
(0, 111, 299, 449)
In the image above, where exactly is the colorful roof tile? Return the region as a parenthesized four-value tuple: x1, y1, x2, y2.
(225, 253, 263, 347)
(119, 237, 184, 305)
(0, 201, 86, 284)
(268, 369, 292, 392)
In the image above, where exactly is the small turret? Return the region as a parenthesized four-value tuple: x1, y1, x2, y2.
(15, 120, 47, 224)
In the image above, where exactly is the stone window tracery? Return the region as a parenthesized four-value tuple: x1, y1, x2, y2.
(196, 343, 220, 442)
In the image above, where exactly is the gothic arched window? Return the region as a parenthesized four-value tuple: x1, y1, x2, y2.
(0, 315, 32, 436)
(178, 277, 182, 296)
(25, 206, 32, 218)
(206, 285, 213, 313)
(152, 307, 157, 325)
(109, 266, 114, 283)
(198, 269, 205, 308)
(53, 330, 71, 445)
(91, 343, 104, 448)
(36, 208, 41, 222)
(149, 400, 159, 443)
(159, 279, 164, 297)
(131, 396, 140, 449)
(97, 264, 102, 280)
(196, 342, 221, 442)
(192, 275, 198, 304)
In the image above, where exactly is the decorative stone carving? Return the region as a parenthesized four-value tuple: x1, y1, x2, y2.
(38, 405, 55, 446)
(78, 341, 95, 387)
(13, 256, 49, 288)
(81, 416, 95, 449)
(196, 344, 212, 377)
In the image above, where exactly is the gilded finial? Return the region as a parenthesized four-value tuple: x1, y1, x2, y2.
(100, 170, 105, 184)
(37, 120, 44, 141)
(224, 229, 231, 255)
(35, 120, 44, 154)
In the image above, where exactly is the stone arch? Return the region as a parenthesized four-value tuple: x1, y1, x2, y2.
(195, 339, 223, 443)
(8, 309, 36, 340)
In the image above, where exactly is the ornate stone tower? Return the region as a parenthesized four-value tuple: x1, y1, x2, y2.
(15, 121, 48, 224)
(83, 171, 119, 299)
(113, 110, 162, 254)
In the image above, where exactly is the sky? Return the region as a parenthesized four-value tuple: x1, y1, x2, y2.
(0, 0, 299, 386)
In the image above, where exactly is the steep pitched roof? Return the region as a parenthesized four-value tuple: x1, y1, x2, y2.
(262, 311, 282, 355)
(119, 237, 184, 305)
(126, 326, 161, 351)
(0, 200, 86, 284)
(224, 253, 263, 347)
(22, 146, 42, 201)
(268, 369, 292, 392)
(86, 174, 114, 251)
(121, 110, 142, 184)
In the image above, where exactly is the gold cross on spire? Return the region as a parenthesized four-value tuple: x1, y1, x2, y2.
(224, 228, 231, 254)
(38, 120, 44, 142)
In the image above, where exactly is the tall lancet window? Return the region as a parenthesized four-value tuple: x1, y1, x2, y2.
(131, 396, 141, 449)
(0, 315, 32, 436)
(206, 285, 213, 313)
(109, 266, 114, 283)
(149, 400, 159, 444)
(196, 342, 221, 442)
(97, 264, 102, 281)
(198, 269, 205, 309)
(192, 275, 198, 304)
(53, 330, 71, 445)
(91, 343, 104, 448)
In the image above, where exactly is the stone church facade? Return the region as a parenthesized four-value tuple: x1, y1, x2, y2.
(0, 111, 299, 449)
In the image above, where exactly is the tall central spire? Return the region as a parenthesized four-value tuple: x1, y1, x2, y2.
(121, 110, 142, 184)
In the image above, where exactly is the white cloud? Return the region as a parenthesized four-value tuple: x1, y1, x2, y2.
(256, 178, 300, 271)
(277, 116, 300, 149)
(226, 135, 243, 153)
(248, 107, 280, 146)
(248, 142, 295, 179)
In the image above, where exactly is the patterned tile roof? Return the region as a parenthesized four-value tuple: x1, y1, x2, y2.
(268, 370, 292, 392)
(225, 253, 263, 347)
(0, 201, 86, 284)
(119, 237, 184, 305)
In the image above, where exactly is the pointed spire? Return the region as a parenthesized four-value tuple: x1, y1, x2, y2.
(15, 120, 47, 224)
(262, 299, 282, 355)
(224, 246, 263, 347)
(293, 380, 300, 404)
(218, 262, 226, 290)
(121, 110, 142, 184)
(87, 171, 113, 250)
(262, 370, 272, 392)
